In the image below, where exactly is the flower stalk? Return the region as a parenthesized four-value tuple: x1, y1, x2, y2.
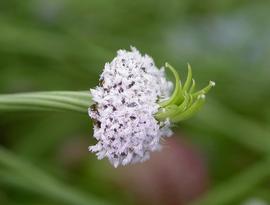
(0, 91, 92, 113)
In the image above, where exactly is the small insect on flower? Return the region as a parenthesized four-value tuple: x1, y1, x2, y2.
(89, 47, 215, 167)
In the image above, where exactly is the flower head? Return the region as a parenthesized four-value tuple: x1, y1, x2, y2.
(89, 47, 215, 167)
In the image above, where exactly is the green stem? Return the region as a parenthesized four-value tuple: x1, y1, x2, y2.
(0, 91, 92, 113)
(190, 158, 270, 205)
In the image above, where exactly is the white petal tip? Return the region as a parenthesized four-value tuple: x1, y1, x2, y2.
(210, 81, 216, 86)
(198, 94, 206, 99)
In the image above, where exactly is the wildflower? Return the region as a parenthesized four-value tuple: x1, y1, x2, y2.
(89, 47, 215, 167)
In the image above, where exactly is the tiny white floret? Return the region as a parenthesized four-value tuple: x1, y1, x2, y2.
(89, 47, 173, 167)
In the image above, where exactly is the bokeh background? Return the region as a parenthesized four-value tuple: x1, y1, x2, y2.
(1, 0, 270, 205)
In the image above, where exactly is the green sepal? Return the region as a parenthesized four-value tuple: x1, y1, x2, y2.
(159, 63, 182, 107)
(171, 94, 206, 123)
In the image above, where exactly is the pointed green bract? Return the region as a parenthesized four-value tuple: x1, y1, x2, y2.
(193, 81, 215, 98)
(190, 79, 196, 93)
(172, 92, 190, 116)
(155, 105, 178, 120)
(183, 63, 193, 91)
(159, 63, 182, 107)
(156, 63, 215, 123)
(171, 95, 206, 122)
(187, 93, 194, 107)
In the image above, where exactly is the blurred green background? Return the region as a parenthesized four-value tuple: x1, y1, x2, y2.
(1, 0, 270, 205)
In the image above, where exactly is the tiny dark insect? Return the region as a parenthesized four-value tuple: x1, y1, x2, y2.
(119, 87, 124, 93)
(121, 152, 127, 156)
(128, 81, 135, 88)
(99, 77, 105, 86)
(93, 120, 101, 128)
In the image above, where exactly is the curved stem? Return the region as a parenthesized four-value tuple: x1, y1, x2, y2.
(0, 91, 92, 113)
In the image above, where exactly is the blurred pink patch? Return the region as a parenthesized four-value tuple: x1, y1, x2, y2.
(115, 135, 209, 205)
(57, 137, 89, 169)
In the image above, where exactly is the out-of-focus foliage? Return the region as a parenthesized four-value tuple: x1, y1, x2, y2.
(0, 0, 270, 204)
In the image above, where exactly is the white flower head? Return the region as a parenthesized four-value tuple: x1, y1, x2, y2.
(89, 47, 215, 167)
(89, 47, 173, 167)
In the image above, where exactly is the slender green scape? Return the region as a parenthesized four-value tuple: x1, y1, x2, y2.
(156, 63, 215, 122)
(0, 64, 215, 124)
(0, 91, 92, 113)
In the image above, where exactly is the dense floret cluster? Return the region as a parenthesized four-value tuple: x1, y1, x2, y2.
(89, 47, 173, 167)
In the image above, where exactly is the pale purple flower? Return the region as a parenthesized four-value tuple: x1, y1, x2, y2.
(89, 47, 173, 167)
